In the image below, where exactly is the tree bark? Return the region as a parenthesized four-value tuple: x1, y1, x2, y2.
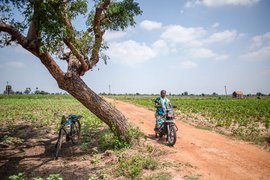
(37, 51, 129, 140)
(57, 75, 129, 140)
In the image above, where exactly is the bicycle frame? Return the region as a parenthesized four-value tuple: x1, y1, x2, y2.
(54, 112, 82, 159)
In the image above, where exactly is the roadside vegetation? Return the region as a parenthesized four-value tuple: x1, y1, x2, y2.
(111, 95, 270, 145)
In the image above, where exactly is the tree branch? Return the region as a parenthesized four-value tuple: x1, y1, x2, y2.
(0, 22, 28, 48)
(88, 0, 110, 69)
(62, 7, 89, 75)
(0, 22, 65, 81)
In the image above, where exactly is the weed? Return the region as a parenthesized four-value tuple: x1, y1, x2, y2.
(144, 172, 172, 180)
(99, 129, 129, 150)
(46, 174, 63, 180)
(80, 142, 89, 151)
(126, 126, 144, 145)
(2, 135, 24, 146)
(9, 172, 24, 180)
(33, 177, 43, 180)
(116, 153, 158, 179)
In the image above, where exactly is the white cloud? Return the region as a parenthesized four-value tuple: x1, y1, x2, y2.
(185, 0, 201, 7)
(106, 40, 157, 66)
(104, 31, 127, 41)
(6, 61, 26, 68)
(211, 22, 220, 28)
(152, 39, 169, 54)
(161, 25, 206, 45)
(241, 45, 270, 61)
(140, 20, 162, 30)
(160, 25, 237, 47)
(251, 32, 270, 48)
(185, 0, 260, 7)
(204, 30, 237, 44)
(190, 48, 229, 60)
(180, 60, 198, 69)
(190, 48, 216, 58)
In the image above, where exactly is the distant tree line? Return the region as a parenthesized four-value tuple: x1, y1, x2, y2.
(99, 92, 270, 97)
(3, 85, 67, 95)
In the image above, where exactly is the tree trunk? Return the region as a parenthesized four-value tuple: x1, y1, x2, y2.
(58, 75, 129, 140)
(37, 53, 129, 140)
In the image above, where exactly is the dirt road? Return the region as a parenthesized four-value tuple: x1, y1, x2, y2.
(107, 98, 270, 180)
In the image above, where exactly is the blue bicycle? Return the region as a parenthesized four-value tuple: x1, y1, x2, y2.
(54, 112, 82, 159)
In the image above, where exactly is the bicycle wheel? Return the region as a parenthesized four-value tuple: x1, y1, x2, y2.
(167, 125, 177, 146)
(70, 120, 81, 144)
(55, 128, 64, 159)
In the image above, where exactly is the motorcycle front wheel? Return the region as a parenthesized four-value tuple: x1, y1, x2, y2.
(167, 125, 176, 146)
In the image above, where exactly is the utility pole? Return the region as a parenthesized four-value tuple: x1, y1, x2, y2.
(224, 86, 227, 96)
(109, 84, 111, 95)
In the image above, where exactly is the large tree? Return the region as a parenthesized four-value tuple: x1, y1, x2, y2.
(0, 0, 142, 140)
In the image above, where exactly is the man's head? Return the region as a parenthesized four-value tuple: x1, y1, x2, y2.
(160, 90, 166, 98)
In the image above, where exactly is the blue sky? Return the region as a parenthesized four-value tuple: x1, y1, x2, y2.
(0, 0, 270, 95)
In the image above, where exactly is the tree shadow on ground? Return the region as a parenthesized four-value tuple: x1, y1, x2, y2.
(0, 123, 106, 180)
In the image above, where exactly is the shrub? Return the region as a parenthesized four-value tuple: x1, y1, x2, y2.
(99, 129, 129, 150)
(117, 154, 158, 178)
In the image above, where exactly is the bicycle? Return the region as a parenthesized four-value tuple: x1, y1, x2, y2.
(54, 112, 82, 159)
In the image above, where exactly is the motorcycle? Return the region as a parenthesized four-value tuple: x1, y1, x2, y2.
(155, 106, 178, 146)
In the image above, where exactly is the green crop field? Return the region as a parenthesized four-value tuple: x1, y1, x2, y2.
(111, 95, 270, 143)
(0, 95, 102, 132)
(1, 94, 269, 144)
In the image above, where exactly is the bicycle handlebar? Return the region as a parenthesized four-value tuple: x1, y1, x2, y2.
(54, 112, 82, 120)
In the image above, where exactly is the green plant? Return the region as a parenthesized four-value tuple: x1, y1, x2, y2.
(2, 135, 24, 146)
(126, 126, 144, 144)
(185, 175, 201, 180)
(99, 129, 129, 150)
(91, 148, 99, 166)
(144, 172, 172, 180)
(9, 172, 24, 180)
(80, 142, 89, 151)
(117, 153, 158, 178)
(100, 170, 109, 179)
(46, 174, 63, 180)
(34, 177, 43, 180)
(88, 176, 97, 180)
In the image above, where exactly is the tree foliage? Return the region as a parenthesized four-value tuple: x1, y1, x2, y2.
(0, 0, 142, 140)
(0, 0, 142, 72)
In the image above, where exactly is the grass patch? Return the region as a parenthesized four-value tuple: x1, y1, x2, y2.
(143, 172, 172, 180)
(116, 153, 158, 179)
(194, 125, 212, 131)
(1, 135, 24, 146)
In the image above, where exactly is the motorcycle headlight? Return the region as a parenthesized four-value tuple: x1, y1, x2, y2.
(167, 111, 173, 117)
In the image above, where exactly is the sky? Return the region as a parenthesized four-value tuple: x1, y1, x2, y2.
(0, 0, 270, 95)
